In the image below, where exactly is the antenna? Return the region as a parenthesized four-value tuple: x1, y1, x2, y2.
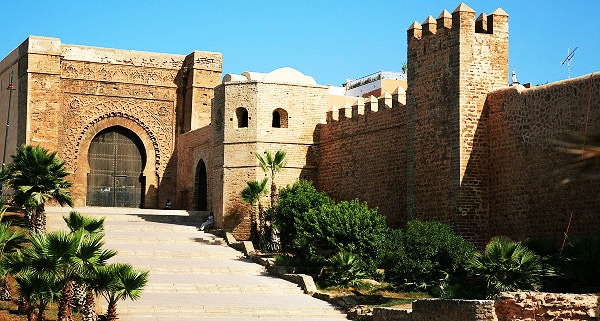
(561, 47, 578, 79)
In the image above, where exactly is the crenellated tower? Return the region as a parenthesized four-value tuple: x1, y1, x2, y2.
(406, 3, 509, 244)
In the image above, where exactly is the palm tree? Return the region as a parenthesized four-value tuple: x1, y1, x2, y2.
(255, 150, 286, 207)
(0, 145, 73, 234)
(64, 211, 105, 235)
(14, 272, 62, 321)
(63, 211, 108, 316)
(241, 178, 268, 243)
(470, 237, 545, 298)
(5, 230, 114, 321)
(255, 150, 286, 251)
(0, 221, 27, 300)
(94, 263, 148, 321)
(555, 131, 600, 183)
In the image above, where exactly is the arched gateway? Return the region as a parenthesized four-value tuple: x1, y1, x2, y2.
(86, 126, 146, 207)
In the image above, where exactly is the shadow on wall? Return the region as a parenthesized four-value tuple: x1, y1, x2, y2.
(462, 77, 600, 247)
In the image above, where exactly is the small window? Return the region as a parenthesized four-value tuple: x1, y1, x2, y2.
(236, 107, 248, 128)
(272, 108, 288, 128)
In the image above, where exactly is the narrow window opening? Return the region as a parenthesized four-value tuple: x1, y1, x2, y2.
(272, 111, 281, 128)
(236, 107, 248, 128)
(272, 108, 288, 128)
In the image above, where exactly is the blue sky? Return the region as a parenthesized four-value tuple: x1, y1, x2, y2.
(1, 0, 598, 86)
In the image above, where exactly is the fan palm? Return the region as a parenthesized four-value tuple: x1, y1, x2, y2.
(0, 145, 73, 234)
(15, 272, 62, 321)
(241, 178, 268, 243)
(255, 150, 286, 207)
(0, 221, 26, 300)
(64, 211, 105, 235)
(470, 237, 545, 298)
(555, 131, 600, 183)
(4, 230, 115, 321)
(64, 211, 107, 316)
(93, 263, 148, 321)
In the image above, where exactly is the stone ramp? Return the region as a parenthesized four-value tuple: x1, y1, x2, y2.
(46, 207, 348, 320)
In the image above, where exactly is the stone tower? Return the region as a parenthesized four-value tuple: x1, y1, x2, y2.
(212, 68, 328, 238)
(406, 3, 509, 244)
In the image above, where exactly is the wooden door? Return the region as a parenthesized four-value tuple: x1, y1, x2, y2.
(87, 127, 145, 207)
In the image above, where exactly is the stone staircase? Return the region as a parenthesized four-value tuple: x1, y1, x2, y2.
(46, 207, 348, 320)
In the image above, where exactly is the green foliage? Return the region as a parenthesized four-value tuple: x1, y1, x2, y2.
(255, 150, 287, 179)
(240, 178, 268, 206)
(1, 145, 73, 209)
(470, 237, 545, 298)
(557, 235, 600, 293)
(293, 199, 387, 272)
(321, 251, 367, 286)
(272, 181, 332, 250)
(382, 220, 474, 297)
(64, 211, 106, 235)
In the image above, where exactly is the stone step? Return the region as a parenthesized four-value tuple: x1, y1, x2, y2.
(48, 223, 202, 233)
(120, 317, 348, 321)
(46, 206, 206, 216)
(103, 235, 227, 246)
(143, 283, 303, 294)
(100, 305, 346, 318)
(110, 250, 242, 260)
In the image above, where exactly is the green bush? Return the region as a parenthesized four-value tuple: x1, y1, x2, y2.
(382, 220, 474, 296)
(293, 200, 388, 272)
(272, 181, 333, 251)
(471, 237, 545, 299)
(558, 234, 600, 293)
(321, 251, 367, 286)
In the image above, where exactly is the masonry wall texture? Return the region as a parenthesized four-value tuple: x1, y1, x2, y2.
(1, 3, 599, 245)
(317, 94, 408, 227)
(485, 73, 600, 241)
(372, 292, 599, 321)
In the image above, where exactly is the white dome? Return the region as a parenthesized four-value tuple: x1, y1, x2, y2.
(262, 67, 316, 85)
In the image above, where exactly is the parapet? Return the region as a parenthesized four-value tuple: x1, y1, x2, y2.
(325, 86, 406, 124)
(407, 3, 508, 41)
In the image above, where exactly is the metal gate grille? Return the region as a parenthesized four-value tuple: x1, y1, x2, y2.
(86, 127, 145, 207)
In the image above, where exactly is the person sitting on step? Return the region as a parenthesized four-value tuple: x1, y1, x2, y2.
(200, 212, 214, 231)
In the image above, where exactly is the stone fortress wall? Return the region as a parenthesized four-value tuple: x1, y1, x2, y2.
(1, 3, 598, 245)
(314, 4, 599, 245)
(317, 91, 409, 227)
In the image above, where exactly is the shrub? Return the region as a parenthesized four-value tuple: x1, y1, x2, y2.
(383, 220, 474, 296)
(559, 234, 600, 293)
(272, 181, 333, 251)
(321, 251, 367, 286)
(471, 237, 545, 299)
(293, 199, 388, 272)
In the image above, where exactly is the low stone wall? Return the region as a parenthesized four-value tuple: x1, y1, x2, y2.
(372, 293, 600, 321)
(373, 299, 497, 321)
(495, 292, 599, 321)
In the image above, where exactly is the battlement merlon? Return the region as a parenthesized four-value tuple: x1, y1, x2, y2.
(407, 3, 508, 41)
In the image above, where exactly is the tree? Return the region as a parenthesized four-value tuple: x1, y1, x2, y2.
(255, 150, 286, 251)
(0, 221, 27, 301)
(255, 150, 286, 207)
(555, 131, 600, 183)
(470, 237, 545, 299)
(14, 272, 62, 321)
(63, 211, 105, 235)
(241, 178, 268, 244)
(93, 263, 148, 321)
(0, 145, 73, 234)
(5, 230, 115, 321)
(63, 211, 110, 319)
